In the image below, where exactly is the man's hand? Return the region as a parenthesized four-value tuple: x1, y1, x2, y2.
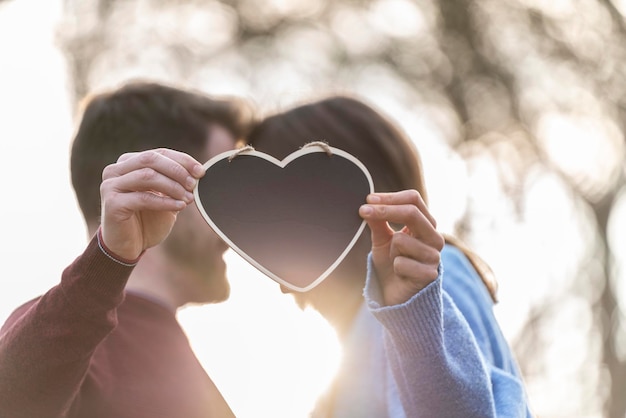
(359, 190, 445, 306)
(99, 148, 206, 260)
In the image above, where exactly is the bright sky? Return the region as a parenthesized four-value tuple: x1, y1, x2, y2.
(0, 1, 86, 309)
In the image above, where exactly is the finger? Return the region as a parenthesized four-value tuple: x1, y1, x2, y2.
(119, 148, 205, 176)
(389, 232, 442, 265)
(393, 256, 439, 286)
(360, 203, 443, 250)
(101, 168, 195, 204)
(106, 149, 205, 191)
(117, 149, 205, 182)
(367, 190, 436, 228)
(359, 205, 393, 248)
(104, 190, 187, 214)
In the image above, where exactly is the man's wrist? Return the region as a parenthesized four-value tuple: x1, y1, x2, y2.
(96, 227, 143, 267)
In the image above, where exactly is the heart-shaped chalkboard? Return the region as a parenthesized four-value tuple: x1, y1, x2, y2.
(194, 144, 374, 292)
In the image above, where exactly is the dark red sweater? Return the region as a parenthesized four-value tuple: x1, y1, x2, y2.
(0, 235, 235, 418)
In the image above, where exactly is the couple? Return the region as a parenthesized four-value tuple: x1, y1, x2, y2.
(0, 81, 533, 418)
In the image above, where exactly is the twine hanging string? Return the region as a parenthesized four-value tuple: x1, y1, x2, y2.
(301, 140, 333, 156)
(228, 144, 255, 162)
(228, 141, 332, 162)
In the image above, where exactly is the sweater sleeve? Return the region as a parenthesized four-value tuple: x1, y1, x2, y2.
(364, 244, 533, 418)
(0, 234, 135, 418)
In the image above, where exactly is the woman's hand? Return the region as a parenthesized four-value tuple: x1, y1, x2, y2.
(359, 190, 444, 306)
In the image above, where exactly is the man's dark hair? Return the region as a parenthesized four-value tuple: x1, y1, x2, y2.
(70, 81, 255, 225)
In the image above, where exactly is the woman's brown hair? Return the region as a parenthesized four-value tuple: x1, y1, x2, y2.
(249, 95, 428, 200)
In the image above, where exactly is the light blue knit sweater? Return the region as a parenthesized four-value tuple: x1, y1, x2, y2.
(318, 244, 533, 418)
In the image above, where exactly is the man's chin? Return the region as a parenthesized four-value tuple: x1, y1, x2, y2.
(203, 277, 231, 304)
(185, 271, 230, 305)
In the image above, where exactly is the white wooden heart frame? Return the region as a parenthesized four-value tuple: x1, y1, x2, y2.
(193, 144, 374, 292)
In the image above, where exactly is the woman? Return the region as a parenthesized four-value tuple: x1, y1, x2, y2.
(248, 95, 532, 417)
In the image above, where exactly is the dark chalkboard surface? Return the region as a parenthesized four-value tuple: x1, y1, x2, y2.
(194, 145, 374, 292)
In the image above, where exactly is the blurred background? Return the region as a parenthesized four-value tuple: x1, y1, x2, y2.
(1, 0, 625, 417)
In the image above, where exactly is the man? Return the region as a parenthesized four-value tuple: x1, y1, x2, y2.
(0, 81, 255, 418)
